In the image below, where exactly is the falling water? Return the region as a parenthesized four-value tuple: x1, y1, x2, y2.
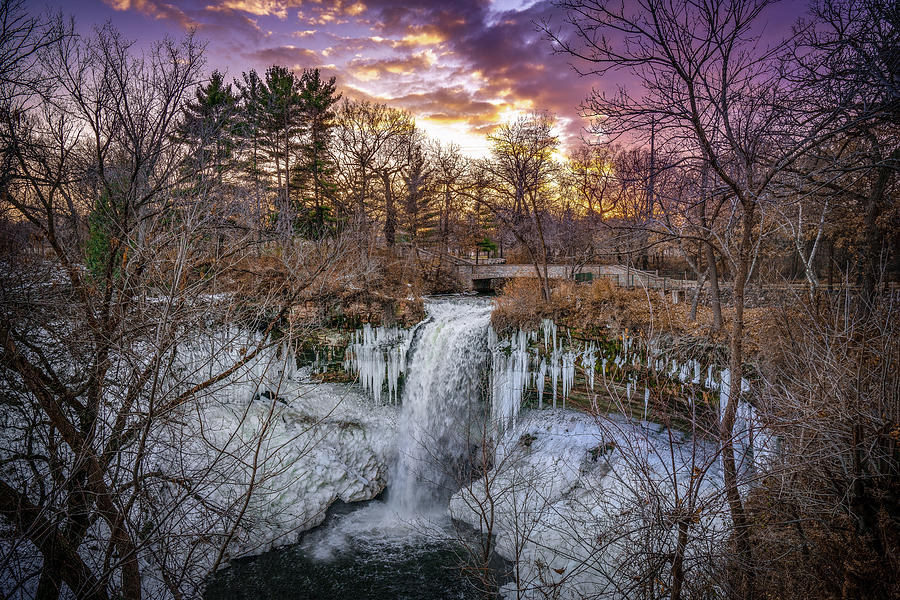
(388, 298, 493, 514)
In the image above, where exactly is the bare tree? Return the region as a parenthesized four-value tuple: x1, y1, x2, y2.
(791, 0, 899, 304)
(753, 288, 900, 598)
(546, 3, 840, 592)
(332, 99, 414, 242)
(431, 141, 471, 270)
(480, 112, 560, 301)
(0, 21, 344, 600)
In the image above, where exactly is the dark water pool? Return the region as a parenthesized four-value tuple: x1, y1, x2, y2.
(205, 539, 478, 600)
(205, 502, 503, 600)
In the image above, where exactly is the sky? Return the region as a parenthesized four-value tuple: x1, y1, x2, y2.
(26, 0, 810, 157)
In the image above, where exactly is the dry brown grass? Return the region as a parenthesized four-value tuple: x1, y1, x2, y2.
(191, 246, 428, 328)
(492, 277, 774, 356)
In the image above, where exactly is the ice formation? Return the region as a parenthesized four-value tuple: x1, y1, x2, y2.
(643, 387, 650, 420)
(582, 343, 596, 390)
(719, 367, 732, 422)
(11, 326, 405, 600)
(491, 327, 532, 430)
(166, 332, 399, 556)
(450, 410, 729, 600)
(343, 323, 414, 404)
(534, 357, 547, 408)
(200, 305, 772, 598)
(485, 314, 768, 455)
(561, 351, 576, 408)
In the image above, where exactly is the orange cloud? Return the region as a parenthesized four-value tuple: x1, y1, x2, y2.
(346, 52, 437, 80)
(103, 0, 196, 28)
(398, 27, 445, 47)
(201, 0, 311, 19)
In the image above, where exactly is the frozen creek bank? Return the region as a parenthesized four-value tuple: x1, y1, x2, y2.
(202, 381, 399, 557)
(450, 409, 728, 600)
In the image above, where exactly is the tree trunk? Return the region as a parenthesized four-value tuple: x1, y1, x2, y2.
(670, 519, 689, 600)
(382, 172, 396, 247)
(861, 162, 890, 305)
(689, 268, 709, 322)
(0, 480, 110, 600)
(722, 202, 755, 600)
(704, 241, 723, 330)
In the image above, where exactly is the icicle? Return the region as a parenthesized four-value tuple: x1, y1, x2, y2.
(535, 357, 546, 409)
(561, 350, 576, 408)
(678, 362, 690, 383)
(705, 365, 717, 390)
(550, 348, 560, 408)
(541, 319, 556, 353)
(582, 343, 596, 390)
(643, 387, 649, 421)
(719, 368, 731, 423)
(490, 328, 530, 430)
(343, 323, 413, 404)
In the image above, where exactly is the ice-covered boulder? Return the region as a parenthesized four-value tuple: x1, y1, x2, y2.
(195, 382, 399, 557)
(450, 410, 728, 600)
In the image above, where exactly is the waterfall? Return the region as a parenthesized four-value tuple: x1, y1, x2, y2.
(389, 298, 493, 514)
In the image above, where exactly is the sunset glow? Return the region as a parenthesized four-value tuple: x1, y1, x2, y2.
(27, 0, 806, 156)
(27, 0, 607, 154)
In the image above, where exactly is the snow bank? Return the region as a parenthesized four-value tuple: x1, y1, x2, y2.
(450, 410, 729, 600)
(195, 382, 399, 557)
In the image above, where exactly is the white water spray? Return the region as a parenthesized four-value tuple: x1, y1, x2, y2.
(389, 299, 493, 514)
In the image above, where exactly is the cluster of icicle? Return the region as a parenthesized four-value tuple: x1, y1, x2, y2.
(489, 319, 590, 430)
(488, 319, 760, 432)
(342, 323, 414, 405)
(489, 319, 773, 467)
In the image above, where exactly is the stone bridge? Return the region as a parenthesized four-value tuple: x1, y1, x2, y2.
(457, 263, 690, 293)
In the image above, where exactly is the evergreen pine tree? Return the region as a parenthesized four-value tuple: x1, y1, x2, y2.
(178, 70, 238, 188)
(293, 68, 341, 237)
(260, 65, 303, 234)
(235, 69, 267, 231)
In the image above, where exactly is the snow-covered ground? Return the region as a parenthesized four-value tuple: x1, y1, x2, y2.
(0, 329, 400, 600)
(198, 381, 400, 557)
(450, 409, 729, 600)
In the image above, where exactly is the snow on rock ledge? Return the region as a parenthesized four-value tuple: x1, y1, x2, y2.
(198, 382, 399, 558)
(450, 410, 728, 600)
